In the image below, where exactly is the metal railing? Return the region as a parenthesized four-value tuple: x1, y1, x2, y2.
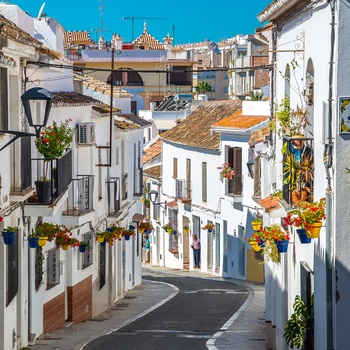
(63, 175, 94, 216)
(175, 179, 191, 200)
(227, 175, 243, 197)
(106, 177, 121, 217)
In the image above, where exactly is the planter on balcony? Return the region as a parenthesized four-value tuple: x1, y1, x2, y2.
(28, 237, 39, 248)
(35, 180, 52, 203)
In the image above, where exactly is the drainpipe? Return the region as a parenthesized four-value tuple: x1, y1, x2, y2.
(325, 0, 336, 349)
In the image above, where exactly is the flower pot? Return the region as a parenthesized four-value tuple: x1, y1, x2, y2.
(61, 245, 69, 250)
(145, 229, 152, 234)
(124, 235, 130, 241)
(35, 180, 52, 204)
(306, 222, 322, 239)
(249, 241, 261, 252)
(38, 236, 48, 247)
(139, 228, 145, 234)
(100, 240, 106, 246)
(2, 231, 15, 245)
(79, 244, 86, 253)
(106, 228, 113, 232)
(251, 222, 261, 231)
(96, 235, 104, 243)
(275, 240, 289, 253)
(296, 228, 311, 244)
(172, 230, 178, 235)
(166, 228, 172, 234)
(208, 229, 213, 233)
(28, 237, 39, 248)
(257, 239, 265, 247)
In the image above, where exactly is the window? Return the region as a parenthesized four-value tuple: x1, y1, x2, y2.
(0, 67, 8, 130)
(116, 146, 119, 165)
(82, 232, 93, 269)
(227, 147, 242, 196)
(35, 248, 44, 290)
(47, 248, 60, 290)
(99, 244, 106, 289)
(202, 162, 207, 202)
(173, 158, 178, 178)
(7, 233, 18, 305)
(133, 142, 142, 196)
(168, 209, 178, 254)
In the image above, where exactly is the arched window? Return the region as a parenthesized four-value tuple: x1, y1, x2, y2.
(109, 68, 144, 86)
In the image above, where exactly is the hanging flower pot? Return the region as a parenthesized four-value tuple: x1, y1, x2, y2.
(306, 222, 322, 239)
(100, 239, 106, 246)
(275, 240, 289, 253)
(296, 228, 311, 244)
(2, 231, 15, 245)
(61, 245, 69, 250)
(38, 236, 48, 247)
(28, 237, 39, 248)
(124, 235, 130, 241)
(79, 244, 86, 253)
(249, 241, 261, 252)
(96, 235, 105, 243)
(251, 220, 262, 231)
(166, 228, 172, 234)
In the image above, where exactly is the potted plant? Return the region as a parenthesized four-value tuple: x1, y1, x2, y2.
(79, 240, 91, 253)
(288, 198, 326, 238)
(2, 226, 18, 245)
(262, 224, 290, 253)
(251, 218, 262, 231)
(56, 230, 80, 250)
(34, 119, 75, 203)
(123, 228, 135, 241)
(109, 225, 124, 240)
(217, 162, 235, 180)
(162, 223, 173, 234)
(28, 233, 39, 248)
(96, 231, 106, 244)
(202, 223, 215, 232)
(245, 235, 261, 252)
(35, 222, 60, 246)
(138, 221, 154, 234)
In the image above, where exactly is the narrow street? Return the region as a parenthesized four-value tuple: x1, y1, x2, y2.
(84, 268, 249, 350)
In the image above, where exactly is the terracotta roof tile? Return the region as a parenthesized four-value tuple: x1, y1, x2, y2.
(161, 100, 242, 150)
(52, 92, 103, 107)
(132, 24, 164, 50)
(248, 126, 270, 146)
(143, 165, 161, 179)
(64, 31, 93, 46)
(143, 138, 162, 164)
(121, 114, 152, 128)
(259, 195, 281, 213)
(212, 109, 268, 129)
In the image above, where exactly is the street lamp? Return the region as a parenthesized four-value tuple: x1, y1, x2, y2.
(0, 87, 53, 151)
(246, 158, 254, 178)
(148, 189, 167, 210)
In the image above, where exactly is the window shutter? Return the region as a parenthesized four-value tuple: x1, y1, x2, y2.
(173, 158, 178, 178)
(202, 162, 207, 202)
(0, 68, 8, 130)
(233, 147, 242, 195)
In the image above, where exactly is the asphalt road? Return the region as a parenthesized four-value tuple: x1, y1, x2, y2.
(84, 273, 248, 350)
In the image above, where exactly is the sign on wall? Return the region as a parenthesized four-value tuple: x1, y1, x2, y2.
(339, 97, 350, 134)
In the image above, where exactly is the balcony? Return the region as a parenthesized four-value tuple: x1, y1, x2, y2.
(24, 149, 72, 217)
(61, 175, 95, 226)
(106, 177, 121, 217)
(227, 175, 243, 201)
(175, 179, 191, 203)
(282, 136, 314, 206)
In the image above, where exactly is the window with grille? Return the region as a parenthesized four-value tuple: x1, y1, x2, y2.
(35, 247, 44, 290)
(99, 244, 106, 289)
(202, 162, 207, 202)
(7, 233, 18, 305)
(47, 248, 60, 290)
(0, 67, 8, 130)
(82, 232, 93, 269)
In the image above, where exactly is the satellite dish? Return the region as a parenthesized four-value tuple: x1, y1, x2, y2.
(37, 3, 46, 20)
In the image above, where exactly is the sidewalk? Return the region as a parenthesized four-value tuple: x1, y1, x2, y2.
(29, 265, 266, 350)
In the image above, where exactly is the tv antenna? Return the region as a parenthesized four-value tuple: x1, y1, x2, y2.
(122, 16, 166, 41)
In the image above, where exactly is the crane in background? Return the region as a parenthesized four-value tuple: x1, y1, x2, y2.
(122, 16, 166, 41)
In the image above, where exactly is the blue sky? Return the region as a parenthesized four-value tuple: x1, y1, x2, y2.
(11, 0, 272, 45)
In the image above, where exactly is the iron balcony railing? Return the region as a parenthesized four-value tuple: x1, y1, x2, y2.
(227, 175, 243, 197)
(175, 179, 192, 200)
(30, 149, 72, 204)
(63, 175, 94, 216)
(106, 177, 121, 217)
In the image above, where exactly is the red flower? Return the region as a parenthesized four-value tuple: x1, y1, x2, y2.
(0, 217, 3, 223)
(43, 138, 49, 143)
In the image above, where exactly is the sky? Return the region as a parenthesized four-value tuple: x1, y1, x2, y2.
(10, 0, 272, 45)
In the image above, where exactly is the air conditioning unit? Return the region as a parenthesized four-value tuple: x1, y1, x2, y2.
(78, 122, 96, 145)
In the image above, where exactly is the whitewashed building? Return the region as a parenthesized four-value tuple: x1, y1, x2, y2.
(144, 100, 269, 278)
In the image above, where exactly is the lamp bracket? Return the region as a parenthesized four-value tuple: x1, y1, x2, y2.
(0, 130, 36, 151)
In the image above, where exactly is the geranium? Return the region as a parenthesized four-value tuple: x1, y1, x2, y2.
(202, 223, 215, 231)
(35, 119, 75, 178)
(287, 198, 326, 229)
(139, 221, 154, 232)
(162, 223, 173, 231)
(35, 222, 61, 241)
(217, 162, 235, 180)
(56, 229, 80, 247)
(261, 224, 290, 242)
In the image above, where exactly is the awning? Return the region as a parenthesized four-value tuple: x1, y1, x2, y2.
(153, 120, 177, 130)
(132, 213, 145, 222)
(167, 200, 178, 210)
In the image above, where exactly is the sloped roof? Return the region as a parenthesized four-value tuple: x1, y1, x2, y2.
(52, 92, 103, 107)
(114, 119, 139, 130)
(132, 23, 164, 50)
(143, 165, 161, 179)
(143, 137, 162, 164)
(249, 126, 270, 146)
(212, 109, 268, 129)
(64, 31, 93, 46)
(114, 114, 151, 130)
(122, 114, 152, 128)
(260, 195, 282, 213)
(160, 100, 242, 151)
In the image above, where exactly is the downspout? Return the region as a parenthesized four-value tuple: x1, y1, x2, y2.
(325, 0, 336, 349)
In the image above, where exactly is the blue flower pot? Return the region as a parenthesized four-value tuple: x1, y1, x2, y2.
(296, 228, 311, 244)
(124, 235, 130, 241)
(106, 228, 113, 232)
(275, 239, 289, 253)
(172, 230, 178, 235)
(79, 244, 86, 253)
(28, 237, 39, 248)
(2, 231, 15, 245)
(100, 240, 106, 246)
